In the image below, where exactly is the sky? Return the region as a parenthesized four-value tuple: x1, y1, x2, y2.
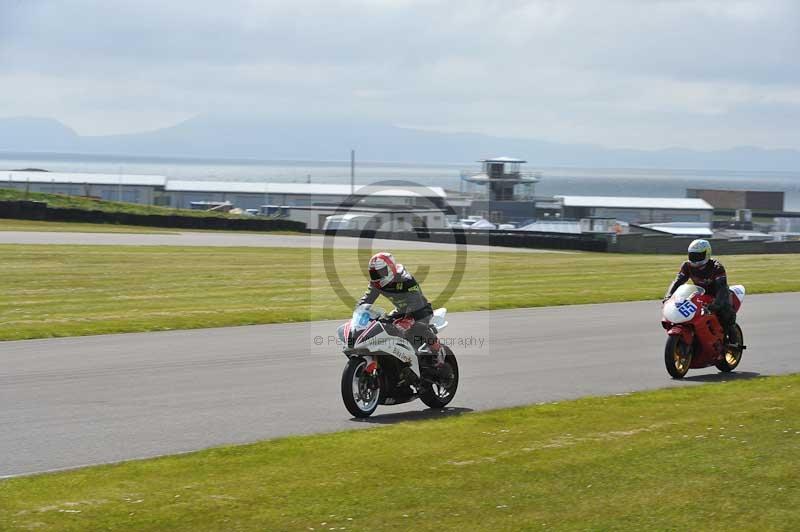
(1, 0, 798, 150)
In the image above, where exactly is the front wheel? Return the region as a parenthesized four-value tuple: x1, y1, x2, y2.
(420, 348, 459, 408)
(716, 324, 744, 372)
(665, 335, 692, 379)
(341, 357, 381, 418)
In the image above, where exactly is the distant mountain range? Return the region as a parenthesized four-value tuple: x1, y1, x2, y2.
(1, 115, 799, 172)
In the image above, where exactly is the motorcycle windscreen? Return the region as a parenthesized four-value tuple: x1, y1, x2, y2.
(352, 309, 371, 329)
(673, 284, 705, 300)
(351, 304, 386, 331)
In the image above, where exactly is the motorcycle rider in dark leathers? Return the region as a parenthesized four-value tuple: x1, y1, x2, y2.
(357, 252, 445, 367)
(664, 239, 737, 342)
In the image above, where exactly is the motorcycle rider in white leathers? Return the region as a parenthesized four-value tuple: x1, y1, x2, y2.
(357, 252, 444, 366)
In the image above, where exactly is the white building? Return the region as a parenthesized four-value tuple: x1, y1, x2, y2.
(556, 195, 714, 224)
(1, 170, 165, 205)
(165, 181, 447, 210)
(0, 171, 448, 212)
(281, 205, 450, 231)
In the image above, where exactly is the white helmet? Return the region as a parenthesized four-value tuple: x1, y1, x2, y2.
(687, 239, 712, 268)
(368, 252, 403, 288)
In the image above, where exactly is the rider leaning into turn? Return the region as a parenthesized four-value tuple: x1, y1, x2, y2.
(664, 239, 737, 342)
(357, 252, 445, 366)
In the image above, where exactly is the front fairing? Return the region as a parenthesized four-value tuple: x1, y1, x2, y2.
(663, 300, 695, 324)
(340, 304, 386, 348)
(353, 321, 386, 345)
(340, 304, 419, 374)
(663, 286, 704, 324)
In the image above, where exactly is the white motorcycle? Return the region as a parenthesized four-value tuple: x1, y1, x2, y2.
(336, 304, 459, 418)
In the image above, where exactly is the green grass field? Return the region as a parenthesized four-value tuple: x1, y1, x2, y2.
(3, 374, 800, 531)
(1, 245, 799, 341)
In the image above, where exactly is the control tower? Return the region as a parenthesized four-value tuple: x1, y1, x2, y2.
(461, 157, 541, 223)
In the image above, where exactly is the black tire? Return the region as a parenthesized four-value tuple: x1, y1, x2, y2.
(420, 348, 459, 408)
(341, 357, 381, 418)
(665, 336, 692, 379)
(716, 324, 744, 372)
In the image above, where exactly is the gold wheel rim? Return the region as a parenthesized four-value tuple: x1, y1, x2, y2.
(724, 329, 741, 366)
(673, 342, 690, 372)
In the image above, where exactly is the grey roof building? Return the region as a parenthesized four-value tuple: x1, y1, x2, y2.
(556, 195, 713, 224)
(0, 171, 448, 211)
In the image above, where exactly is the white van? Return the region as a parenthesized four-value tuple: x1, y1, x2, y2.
(323, 213, 414, 232)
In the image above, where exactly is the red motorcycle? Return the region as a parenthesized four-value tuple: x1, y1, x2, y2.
(661, 284, 746, 379)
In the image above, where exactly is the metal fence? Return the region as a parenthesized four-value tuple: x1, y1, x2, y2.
(319, 227, 800, 255)
(317, 227, 609, 252)
(0, 200, 306, 232)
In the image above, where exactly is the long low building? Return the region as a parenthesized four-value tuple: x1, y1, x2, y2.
(277, 205, 450, 230)
(0, 171, 447, 210)
(556, 195, 714, 224)
(164, 180, 447, 210)
(0, 170, 165, 204)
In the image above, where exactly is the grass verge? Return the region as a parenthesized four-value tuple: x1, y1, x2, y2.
(0, 218, 308, 235)
(0, 188, 250, 218)
(0, 219, 180, 234)
(3, 374, 800, 531)
(1, 245, 799, 340)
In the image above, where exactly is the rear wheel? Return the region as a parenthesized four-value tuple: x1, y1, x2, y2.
(716, 324, 744, 372)
(665, 336, 692, 379)
(420, 348, 459, 408)
(341, 357, 381, 418)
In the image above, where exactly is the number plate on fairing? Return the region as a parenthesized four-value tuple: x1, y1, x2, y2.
(675, 299, 697, 318)
(664, 297, 696, 324)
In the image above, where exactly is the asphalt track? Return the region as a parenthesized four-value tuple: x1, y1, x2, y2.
(0, 230, 569, 253)
(1, 292, 796, 478)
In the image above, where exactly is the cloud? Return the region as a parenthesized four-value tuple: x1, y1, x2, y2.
(0, 0, 797, 149)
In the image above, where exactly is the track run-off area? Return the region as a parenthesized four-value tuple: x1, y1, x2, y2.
(2, 292, 797, 477)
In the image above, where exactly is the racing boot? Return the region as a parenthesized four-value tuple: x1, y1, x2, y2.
(430, 338, 445, 368)
(417, 340, 445, 380)
(418, 335, 444, 367)
(719, 307, 738, 346)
